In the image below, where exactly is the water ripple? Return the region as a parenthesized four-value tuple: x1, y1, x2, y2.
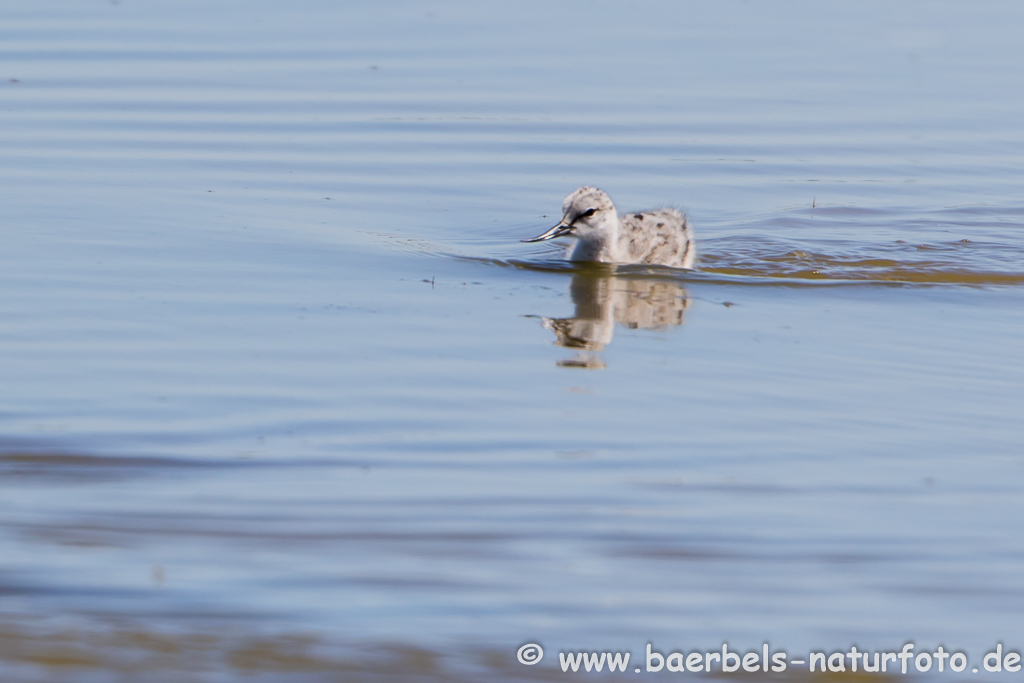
(488, 205, 1024, 286)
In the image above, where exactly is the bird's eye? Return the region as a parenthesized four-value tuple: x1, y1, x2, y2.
(579, 208, 598, 218)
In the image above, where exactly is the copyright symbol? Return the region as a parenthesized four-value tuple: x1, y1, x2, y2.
(517, 643, 544, 665)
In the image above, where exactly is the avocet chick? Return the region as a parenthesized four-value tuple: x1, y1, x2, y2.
(523, 186, 695, 268)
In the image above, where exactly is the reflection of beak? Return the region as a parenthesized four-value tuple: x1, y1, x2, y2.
(522, 221, 572, 243)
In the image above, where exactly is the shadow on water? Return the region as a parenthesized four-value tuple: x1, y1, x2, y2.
(525, 267, 689, 369)
(0, 450, 287, 484)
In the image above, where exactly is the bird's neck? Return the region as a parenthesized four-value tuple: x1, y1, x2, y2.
(569, 212, 620, 263)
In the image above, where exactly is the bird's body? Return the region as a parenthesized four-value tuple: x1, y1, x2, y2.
(523, 187, 695, 269)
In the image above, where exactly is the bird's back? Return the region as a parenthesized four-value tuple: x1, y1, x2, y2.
(617, 208, 695, 268)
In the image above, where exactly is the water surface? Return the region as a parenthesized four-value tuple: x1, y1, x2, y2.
(2, 1, 1024, 680)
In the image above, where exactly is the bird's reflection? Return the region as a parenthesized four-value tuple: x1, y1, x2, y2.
(539, 271, 689, 369)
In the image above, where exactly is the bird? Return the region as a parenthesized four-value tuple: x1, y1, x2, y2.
(522, 186, 695, 268)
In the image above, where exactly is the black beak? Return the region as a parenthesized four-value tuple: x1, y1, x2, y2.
(522, 222, 572, 243)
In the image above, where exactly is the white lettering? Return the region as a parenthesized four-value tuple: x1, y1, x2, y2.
(582, 652, 606, 672)
(645, 644, 664, 672)
(984, 644, 1003, 672)
(846, 646, 860, 672)
(606, 652, 630, 672)
(898, 643, 915, 674)
(722, 644, 740, 672)
(559, 652, 582, 672)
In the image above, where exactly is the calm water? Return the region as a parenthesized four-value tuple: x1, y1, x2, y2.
(2, 1, 1024, 680)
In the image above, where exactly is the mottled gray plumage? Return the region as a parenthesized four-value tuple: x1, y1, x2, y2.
(523, 186, 696, 268)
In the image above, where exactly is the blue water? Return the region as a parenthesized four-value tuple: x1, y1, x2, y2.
(2, 1, 1024, 680)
